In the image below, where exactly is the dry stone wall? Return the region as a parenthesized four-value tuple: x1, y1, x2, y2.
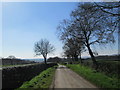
(2, 63, 57, 89)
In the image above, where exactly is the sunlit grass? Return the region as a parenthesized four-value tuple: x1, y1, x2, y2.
(66, 64, 119, 89)
(17, 66, 57, 89)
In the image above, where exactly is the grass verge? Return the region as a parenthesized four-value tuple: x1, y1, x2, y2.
(66, 64, 119, 89)
(17, 66, 57, 89)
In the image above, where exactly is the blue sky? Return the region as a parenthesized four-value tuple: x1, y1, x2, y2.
(2, 2, 78, 59)
(2, 2, 118, 59)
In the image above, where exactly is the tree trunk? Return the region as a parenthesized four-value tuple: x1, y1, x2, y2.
(71, 56, 74, 64)
(86, 44, 98, 70)
(74, 55, 78, 61)
(79, 53, 83, 63)
(44, 57, 47, 65)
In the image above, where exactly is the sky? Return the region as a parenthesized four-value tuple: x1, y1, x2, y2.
(1, 2, 118, 59)
(2, 2, 78, 59)
(1, 0, 119, 2)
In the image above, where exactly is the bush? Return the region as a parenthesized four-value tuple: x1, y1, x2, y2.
(82, 60, 120, 78)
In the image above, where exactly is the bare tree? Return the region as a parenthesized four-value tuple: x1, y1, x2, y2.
(8, 55, 16, 59)
(63, 37, 85, 63)
(95, 2, 120, 16)
(57, 3, 117, 69)
(34, 39, 55, 64)
(7, 55, 16, 65)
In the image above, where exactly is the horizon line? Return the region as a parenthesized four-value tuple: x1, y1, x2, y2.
(1, 53, 119, 59)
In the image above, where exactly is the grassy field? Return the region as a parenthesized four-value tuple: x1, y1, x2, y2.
(66, 64, 119, 89)
(17, 66, 57, 89)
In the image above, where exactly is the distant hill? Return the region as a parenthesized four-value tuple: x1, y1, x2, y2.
(22, 58, 44, 62)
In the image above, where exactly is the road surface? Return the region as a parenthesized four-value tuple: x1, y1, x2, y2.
(53, 64, 98, 88)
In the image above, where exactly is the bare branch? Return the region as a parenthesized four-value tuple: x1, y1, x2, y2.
(34, 39, 55, 64)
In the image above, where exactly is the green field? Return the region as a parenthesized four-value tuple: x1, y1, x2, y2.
(17, 66, 57, 89)
(66, 64, 119, 89)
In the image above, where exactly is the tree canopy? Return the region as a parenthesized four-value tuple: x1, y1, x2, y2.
(57, 2, 119, 69)
(34, 39, 55, 64)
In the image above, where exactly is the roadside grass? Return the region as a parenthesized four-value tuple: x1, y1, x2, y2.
(66, 64, 119, 89)
(17, 65, 57, 89)
(82, 60, 119, 78)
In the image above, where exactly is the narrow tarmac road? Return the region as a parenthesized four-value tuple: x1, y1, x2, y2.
(53, 64, 98, 88)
